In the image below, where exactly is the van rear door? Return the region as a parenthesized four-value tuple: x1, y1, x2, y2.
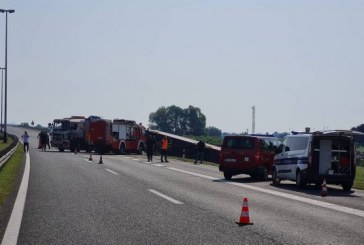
(311, 135, 354, 178)
(221, 137, 256, 166)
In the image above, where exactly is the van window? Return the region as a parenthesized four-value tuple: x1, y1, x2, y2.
(224, 138, 254, 150)
(285, 137, 309, 151)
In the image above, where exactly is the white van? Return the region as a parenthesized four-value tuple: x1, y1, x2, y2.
(272, 130, 363, 191)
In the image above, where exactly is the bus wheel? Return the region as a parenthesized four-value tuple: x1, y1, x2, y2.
(138, 145, 144, 155)
(120, 144, 126, 155)
(224, 172, 232, 180)
(272, 168, 280, 185)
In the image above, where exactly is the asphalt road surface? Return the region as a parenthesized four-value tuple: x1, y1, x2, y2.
(2, 127, 364, 244)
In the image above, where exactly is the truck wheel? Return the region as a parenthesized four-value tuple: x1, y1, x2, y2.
(261, 167, 269, 181)
(120, 144, 126, 155)
(296, 170, 306, 188)
(224, 172, 232, 180)
(250, 174, 259, 180)
(138, 145, 144, 155)
(342, 182, 353, 191)
(272, 168, 280, 185)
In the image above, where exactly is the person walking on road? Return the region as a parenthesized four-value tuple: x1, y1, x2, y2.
(146, 134, 155, 162)
(160, 136, 169, 163)
(21, 131, 30, 152)
(194, 140, 206, 164)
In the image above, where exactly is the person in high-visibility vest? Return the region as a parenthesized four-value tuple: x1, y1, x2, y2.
(160, 136, 169, 162)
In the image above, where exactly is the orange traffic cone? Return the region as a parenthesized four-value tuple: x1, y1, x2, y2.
(237, 197, 252, 225)
(321, 178, 328, 197)
(99, 155, 103, 164)
(89, 155, 93, 161)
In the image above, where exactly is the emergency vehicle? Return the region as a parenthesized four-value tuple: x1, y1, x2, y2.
(50, 116, 86, 152)
(50, 116, 101, 152)
(273, 130, 364, 191)
(87, 118, 146, 154)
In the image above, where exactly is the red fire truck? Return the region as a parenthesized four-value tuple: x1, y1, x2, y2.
(87, 119, 146, 154)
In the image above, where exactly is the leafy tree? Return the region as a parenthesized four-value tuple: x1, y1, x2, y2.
(149, 105, 206, 136)
(205, 126, 222, 137)
(149, 106, 169, 131)
(183, 106, 206, 136)
(351, 124, 364, 145)
(352, 124, 364, 133)
(20, 122, 30, 128)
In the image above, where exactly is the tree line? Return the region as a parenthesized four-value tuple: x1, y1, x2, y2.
(148, 105, 222, 137)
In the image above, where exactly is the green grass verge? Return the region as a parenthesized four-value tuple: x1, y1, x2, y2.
(0, 133, 14, 151)
(354, 166, 364, 190)
(357, 146, 364, 153)
(0, 143, 24, 207)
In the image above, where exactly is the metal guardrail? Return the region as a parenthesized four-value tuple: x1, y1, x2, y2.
(0, 134, 19, 170)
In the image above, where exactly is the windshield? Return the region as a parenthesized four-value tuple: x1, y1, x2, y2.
(223, 138, 254, 150)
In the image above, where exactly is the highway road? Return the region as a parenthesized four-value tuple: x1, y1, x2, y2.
(2, 127, 364, 244)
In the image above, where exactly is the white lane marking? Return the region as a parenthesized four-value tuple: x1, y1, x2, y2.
(125, 157, 131, 159)
(166, 167, 219, 180)
(105, 169, 119, 175)
(132, 158, 139, 161)
(2, 152, 30, 245)
(165, 167, 364, 219)
(228, 181, 364, 218)
(152, 164, 165, 167)
(148, 189, 183, 205)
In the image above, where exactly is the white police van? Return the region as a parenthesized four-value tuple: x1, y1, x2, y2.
(272, 130, 363, 191)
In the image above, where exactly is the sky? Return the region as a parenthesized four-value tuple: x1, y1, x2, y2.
(0, 0, 363, 134)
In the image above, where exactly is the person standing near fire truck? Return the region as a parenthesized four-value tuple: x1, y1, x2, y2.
(160, 136, 169, 163)
(146, 134, 155, 162)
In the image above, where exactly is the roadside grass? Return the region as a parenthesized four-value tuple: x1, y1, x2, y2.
(357, 146, 364, 153)
(0, 133, 14, 151)
(354, 166, 364, 190)
(0, 143, 24, 207)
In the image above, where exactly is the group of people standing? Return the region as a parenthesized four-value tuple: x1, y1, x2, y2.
(21, 130, 206, 164)
(145, 134, 206, 164)
(145, 135, 169, 162)
(21, 130, 51, 153)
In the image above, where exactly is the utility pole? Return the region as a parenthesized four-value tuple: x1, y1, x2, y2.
(252, 106, 255, 134)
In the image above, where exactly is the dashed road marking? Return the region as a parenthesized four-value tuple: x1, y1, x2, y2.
(166, 167, 218, 180)
(105, 169, 119, 175)
(148, 189, 183, 204)
(152, 164, 165, 167)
